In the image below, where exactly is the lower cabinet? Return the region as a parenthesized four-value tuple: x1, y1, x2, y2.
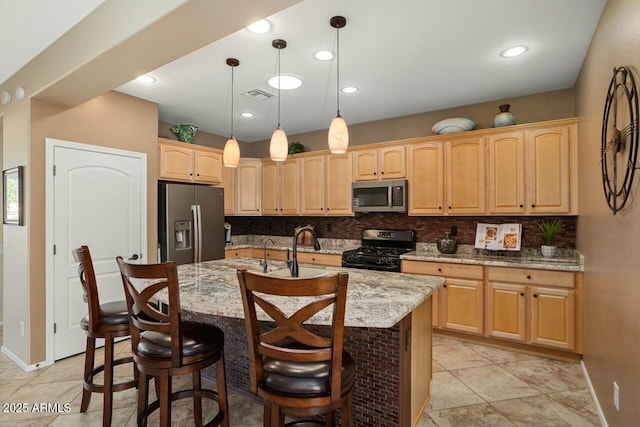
(486, 267, 576, 351)
(224, 248, 253, 258)
(402, 261, 484, 335)
(402, 260, 580, 353)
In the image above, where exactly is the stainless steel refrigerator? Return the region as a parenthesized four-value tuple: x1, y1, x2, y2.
(158, 182, 225, 265)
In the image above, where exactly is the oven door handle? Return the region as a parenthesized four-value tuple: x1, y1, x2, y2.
(388, 186, 393, 207)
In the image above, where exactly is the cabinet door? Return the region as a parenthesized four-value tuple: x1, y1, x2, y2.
(378, 146, 406, 179)
(486, 282, 526, 341)
(487, 132, 525, 214)
(408, 142, 444, 215)
(446, 137, 485, 214)
(237, 160, 261, 215)
(525, 126, 570, 213)
(222, 165, 236, 215)
(530, 286, 575, 350)
(194, 148, 222, 183)
(261, 161, 279, 215)
(352, 149, 378, 181)
(281, 159, 300, 215)
(300, 156, 326, 214)
(159, 142, 194, 181)
(441, 278, 483, 334)
(326, 153, 353, 215)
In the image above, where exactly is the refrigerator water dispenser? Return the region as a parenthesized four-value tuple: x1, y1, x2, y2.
(174, 221, 192, 250)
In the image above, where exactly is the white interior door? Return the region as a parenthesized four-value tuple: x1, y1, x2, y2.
(47, 139, 146, 361)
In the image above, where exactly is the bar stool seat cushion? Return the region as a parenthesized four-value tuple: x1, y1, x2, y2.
(137, 321, 224, 359)
(263, 350, 354, 397)
(80, 300, 129, 330)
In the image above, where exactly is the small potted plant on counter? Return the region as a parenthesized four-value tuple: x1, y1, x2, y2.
(537, 219, 564, 257)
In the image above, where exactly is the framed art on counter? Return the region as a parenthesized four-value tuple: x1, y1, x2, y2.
(3, 165, 24, 225)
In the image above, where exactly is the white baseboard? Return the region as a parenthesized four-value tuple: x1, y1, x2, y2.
(581, 360, 607, 427)
(0, 345, 52, 372)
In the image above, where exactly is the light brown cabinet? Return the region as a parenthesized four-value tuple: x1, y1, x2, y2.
(224, 248, 252, 258)
(300, 153, 352, 216)
(408, 137, 485, 215)
(236, 159, 261, 215)
(486, 267, 577, 351)
(353, 146, 406, 181)
(262, 159, 299, 215)
(158, 138, 222, 184)
(402, 261, 484, 334)
(222, 164, 236, 215)
(486, 122, 578, 214)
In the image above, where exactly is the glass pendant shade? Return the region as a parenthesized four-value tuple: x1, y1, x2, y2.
(270, 127, 288, 161)
(223, 136, 240, 167)
(328, 114, 349, 154)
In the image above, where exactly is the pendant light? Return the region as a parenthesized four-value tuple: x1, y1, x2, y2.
(328, 16, 348, 154)
(270, 39, 288, 162)
(223, 58, 240, 167)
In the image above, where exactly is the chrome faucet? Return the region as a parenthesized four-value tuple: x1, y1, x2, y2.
(290, 226, 321, 277)
(260, 238, 276, 273)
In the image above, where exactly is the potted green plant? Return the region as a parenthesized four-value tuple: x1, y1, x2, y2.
(537, 219, 564, 257)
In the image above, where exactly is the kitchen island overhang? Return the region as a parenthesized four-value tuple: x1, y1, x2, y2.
(173, 258, 443, 427)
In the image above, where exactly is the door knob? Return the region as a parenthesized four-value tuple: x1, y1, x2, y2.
(128, 254, 139, 261)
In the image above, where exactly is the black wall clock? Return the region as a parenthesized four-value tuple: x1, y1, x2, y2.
(601, 66, 639, 214)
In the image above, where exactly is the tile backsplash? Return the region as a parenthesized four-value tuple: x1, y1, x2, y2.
(225, 214, 577, 249)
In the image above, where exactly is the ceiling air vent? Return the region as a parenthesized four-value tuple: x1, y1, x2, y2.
(241, 88, 275, 101)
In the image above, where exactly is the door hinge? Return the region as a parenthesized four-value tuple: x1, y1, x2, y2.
(54, 323, 57, 334)
(53, 244, 56, 255)
(53, 165, 56, 176)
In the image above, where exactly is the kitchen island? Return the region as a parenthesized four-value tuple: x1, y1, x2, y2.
(173, 257, 444, 427)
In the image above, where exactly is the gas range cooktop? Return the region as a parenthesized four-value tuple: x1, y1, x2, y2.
(342, 229, 416, 272)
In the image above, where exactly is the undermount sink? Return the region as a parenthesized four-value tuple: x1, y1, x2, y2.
(269, 267, 331, 278)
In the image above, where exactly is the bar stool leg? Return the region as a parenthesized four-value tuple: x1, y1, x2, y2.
(216, 353, 229, 427)
(81, 336, 96, 412)
(192, 371, 203, 427)
(102, 334, 115, 427)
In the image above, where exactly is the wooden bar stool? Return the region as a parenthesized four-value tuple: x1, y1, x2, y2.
(236, 269, 354, 427)
(116, 257, 229, 427)
(72, 245, 138, 427)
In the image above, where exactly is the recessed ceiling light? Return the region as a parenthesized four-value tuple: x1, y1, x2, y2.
(341, 86, 358, 94)
(246, 19, 271, 34)
(267, 74, 303, 90)
(314, 50, 334, 61)
(240, 112, 254, 118)
(500, 46, 528, 58)
(136, 74, 155, 83)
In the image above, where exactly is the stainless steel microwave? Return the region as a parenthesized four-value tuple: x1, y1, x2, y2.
(352, 180, 407, 213)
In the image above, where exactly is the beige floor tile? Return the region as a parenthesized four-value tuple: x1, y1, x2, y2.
(432, 359, 446, 373)
(433, 335, 464, 346)
(464, 342, 543, 364)
(0, 380, 81, 423)
(546, 389, 601, 426)
(0, 384, 19, 401)
(427, 371, 485, 411)
(49, 407, 135, 427)
(491, 392, 600, 426)
(428, 402, 516, 427)
(0, 414, 58, 426)
(0, 355, 44, 388)
(416, 411, 439, 427)
(433, 343, 493, 371)
(500, 358, 587, 393)
(451, 365, 539, 402)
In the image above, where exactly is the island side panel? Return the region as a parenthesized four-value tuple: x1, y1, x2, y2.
(182, 310, 405, 427)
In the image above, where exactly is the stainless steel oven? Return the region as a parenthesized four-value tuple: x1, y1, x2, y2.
(352, 180, 407, 213)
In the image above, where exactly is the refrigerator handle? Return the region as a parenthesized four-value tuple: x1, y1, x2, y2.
(197, 205, 203, 262)
(191, 205, 199, 263)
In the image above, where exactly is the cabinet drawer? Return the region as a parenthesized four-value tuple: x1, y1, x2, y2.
(225, 248, 252, 258)
(487, 267, 574, 288)
(402, 260, 483, 280)
(296, 252, 342, 267)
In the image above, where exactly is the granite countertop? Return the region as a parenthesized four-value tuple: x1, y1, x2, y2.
(173, 257, 443, 329)
(226, 236, 584, 272)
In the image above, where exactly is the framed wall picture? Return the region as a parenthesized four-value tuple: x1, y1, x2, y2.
(3, 166, 24, 225)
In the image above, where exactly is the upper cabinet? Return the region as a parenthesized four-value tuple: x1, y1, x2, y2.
(408, 137, 485, 215)
(353, 145, 406, 181)
(299, 153, 353, 216)
(262, 159, 299, 215)
(222, 164, 236, 215)
(487, 121, 578, 215)
(236, 159, 261, 215)
(158, 138, 222, 184)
